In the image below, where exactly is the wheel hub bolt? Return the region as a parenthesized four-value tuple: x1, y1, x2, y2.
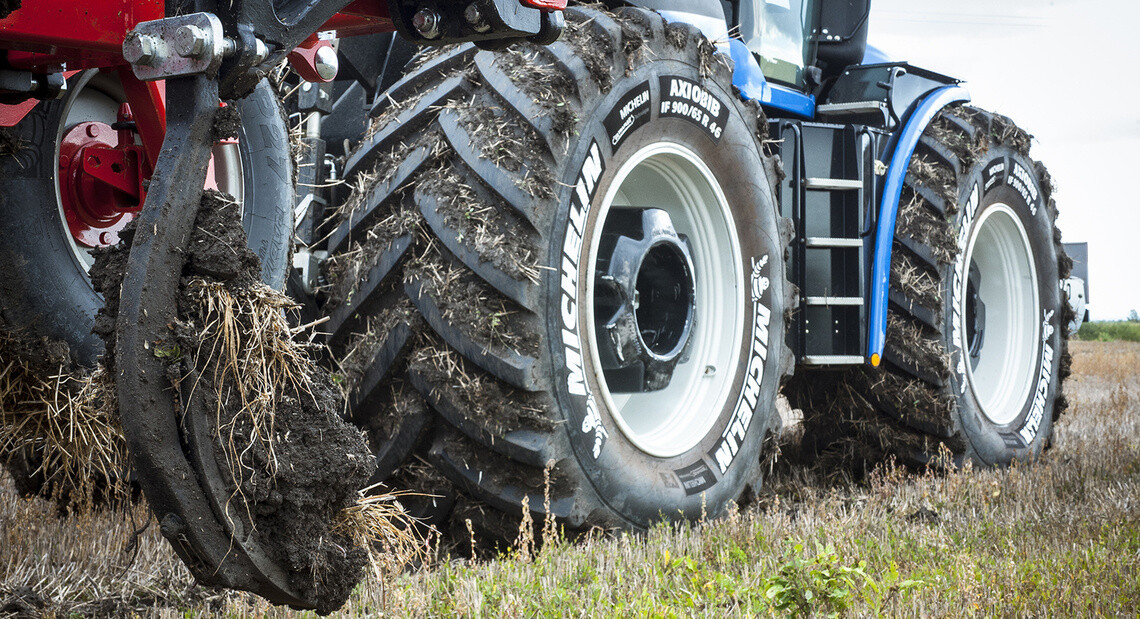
(413, 8, 442, 39)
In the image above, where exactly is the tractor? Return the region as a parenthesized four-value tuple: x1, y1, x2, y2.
(0, 0, 1072, 612)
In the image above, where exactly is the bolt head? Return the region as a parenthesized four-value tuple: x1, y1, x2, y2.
(123, 33, 158, 65)
(412, 8, 441, 39)
(174, 24, 209, 58)
(314, 45, 339, 81)
(464, 4, 491, 32)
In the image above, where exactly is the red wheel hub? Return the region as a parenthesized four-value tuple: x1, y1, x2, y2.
(58, 104, 151, 248)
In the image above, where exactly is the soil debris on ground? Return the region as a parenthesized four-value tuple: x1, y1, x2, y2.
(0, 327, 128, 511)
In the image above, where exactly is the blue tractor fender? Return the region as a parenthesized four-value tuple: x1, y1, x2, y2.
(866, 84, 971, 366)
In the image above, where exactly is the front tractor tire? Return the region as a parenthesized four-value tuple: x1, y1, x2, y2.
(791, 105, 1070, 468)
(326, 6, 791, 535)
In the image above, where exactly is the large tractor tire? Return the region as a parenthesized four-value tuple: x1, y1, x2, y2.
(789, 105, 1071, 469)
(0, 72, 293, 501)
(325, 6, 791, 536)
(0, 71, 292, 366)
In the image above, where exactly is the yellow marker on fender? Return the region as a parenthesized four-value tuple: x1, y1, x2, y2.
(871, 353, 881, 367)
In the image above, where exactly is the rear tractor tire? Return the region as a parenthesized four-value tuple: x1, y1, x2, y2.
(790, 105, 1071, 469)
(325, 6, 792, 536)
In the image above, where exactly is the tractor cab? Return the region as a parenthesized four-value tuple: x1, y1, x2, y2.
(738, 0, 871, 92)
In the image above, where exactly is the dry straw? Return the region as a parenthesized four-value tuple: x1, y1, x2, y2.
(0, 346, 128, 510)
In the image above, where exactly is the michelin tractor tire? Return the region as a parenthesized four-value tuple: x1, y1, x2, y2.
(788, 105, 1071, 469)
(324, 6, 792, 537)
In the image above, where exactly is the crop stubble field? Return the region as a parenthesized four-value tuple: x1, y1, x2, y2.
(2, 340, 1138, 617)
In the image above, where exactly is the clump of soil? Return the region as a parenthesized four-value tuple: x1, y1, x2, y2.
(178, 192, 372, 613)
(91, 191, 375, 614)
(212, 103, 242, 141)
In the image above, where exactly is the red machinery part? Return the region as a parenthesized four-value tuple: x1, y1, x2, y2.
(0, 0, 394, 75)
(520, 0, 567, 9)
(287, 35, 336, 83)
(58, 104, 152, 248)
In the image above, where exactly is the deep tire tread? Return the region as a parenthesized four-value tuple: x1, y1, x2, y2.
(790, 104, 1069, 469)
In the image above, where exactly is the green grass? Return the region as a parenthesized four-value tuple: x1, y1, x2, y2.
(3, 342, 1139, 617)
(1075, 320, 1140, 342)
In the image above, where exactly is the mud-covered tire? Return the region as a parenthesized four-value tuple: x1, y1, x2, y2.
(0, 74, 293, 502)
(789, 105, 1071, 468)
(0, 73, 292, 367)
(326, 6, 791, 533)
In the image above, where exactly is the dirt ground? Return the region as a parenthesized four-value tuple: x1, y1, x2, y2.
(1, 340, 1137, 617)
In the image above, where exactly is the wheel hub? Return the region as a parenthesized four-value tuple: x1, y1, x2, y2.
(966, 261, 986, 367)
(594, 208, 696, 392)
(58, 104, 149, 249)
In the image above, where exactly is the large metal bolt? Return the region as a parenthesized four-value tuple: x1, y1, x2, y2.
(123, 33, 158, 66)
(464, 4, 491, 33)
(314, 45, 339, 81)
(253, 38, 270, 62)
(174, 24, 210, 58)
(412, 8, 442, 39)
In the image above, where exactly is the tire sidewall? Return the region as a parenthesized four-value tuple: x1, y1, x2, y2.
(235, 82, 293, 291)
(546, 57, 784, 525)
(944, 147, 1062, 464)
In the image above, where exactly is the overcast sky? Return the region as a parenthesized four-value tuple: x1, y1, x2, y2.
(869, 0, 1139, 319)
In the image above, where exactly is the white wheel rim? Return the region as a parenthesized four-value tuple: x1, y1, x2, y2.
(960, 204, 1040, 425)
(585, 142, 745, 457)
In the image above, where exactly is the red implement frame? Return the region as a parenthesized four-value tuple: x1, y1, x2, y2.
(0, 0, 395, 126)
(0, 0, 395, 247)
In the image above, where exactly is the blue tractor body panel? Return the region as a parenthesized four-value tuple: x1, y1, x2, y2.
(659, 4, 972, 367)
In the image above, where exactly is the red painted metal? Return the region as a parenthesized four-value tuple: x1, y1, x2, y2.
(0, 1, 163, 72)
(287, 35, 335, 83)
(118, 69, 166, 168)
(321, 0, 394, 37)
(0, 0, 396, 74)
(0, 99, 37, 126)
(520, 0, 567, 10)
(58, 112, 150, 248)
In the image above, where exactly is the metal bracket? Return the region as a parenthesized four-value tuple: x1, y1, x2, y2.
(123, 13, 237, 82)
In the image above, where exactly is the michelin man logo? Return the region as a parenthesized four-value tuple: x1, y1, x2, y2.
(1041, 309, 1055, 343)
(751, 255, 770, 302)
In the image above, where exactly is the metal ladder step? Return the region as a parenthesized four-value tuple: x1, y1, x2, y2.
(804, 177, 863, 191)
(805, 237, 863, 249)
(802, 355, 865, 365)
(805, 296, 864, 306)
(816, 101, 888, 116)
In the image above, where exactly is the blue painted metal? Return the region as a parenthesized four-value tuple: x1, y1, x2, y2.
(727, 39, 816, 118)
(867, 84, 971, 364)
